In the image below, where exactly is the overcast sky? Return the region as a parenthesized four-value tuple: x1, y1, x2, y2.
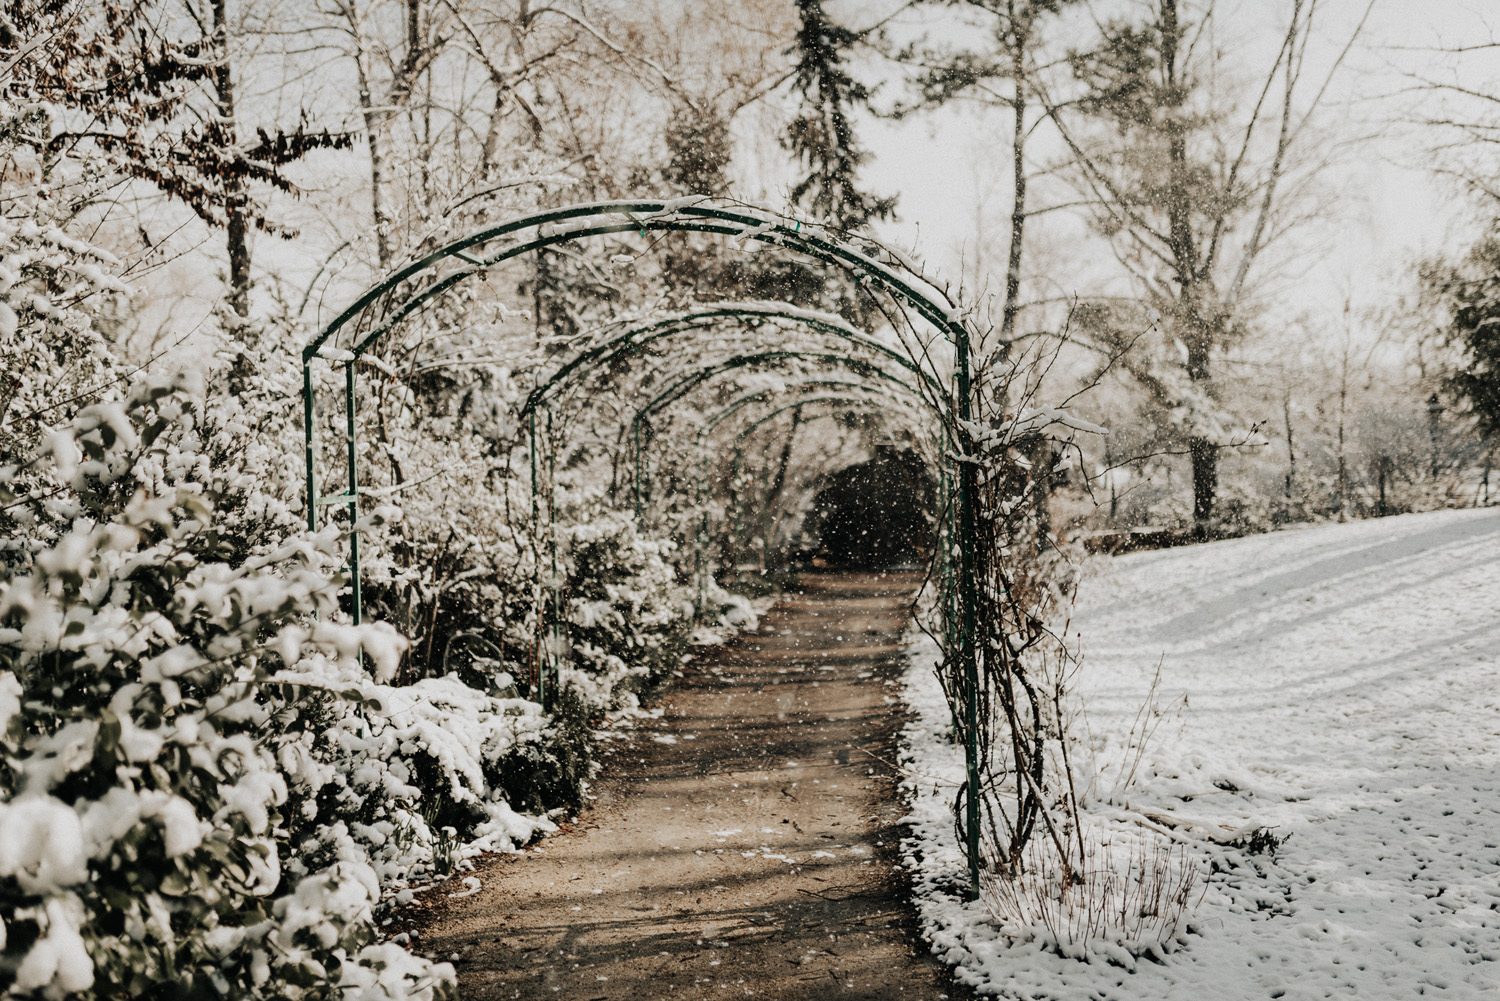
(823, 1, 1500, 341)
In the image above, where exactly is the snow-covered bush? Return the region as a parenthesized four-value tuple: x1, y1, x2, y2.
(0, 100, 128, 555)
(274, 672, 557, 889)
(0, 375, 453, 999)
(562, 509, 693, 711)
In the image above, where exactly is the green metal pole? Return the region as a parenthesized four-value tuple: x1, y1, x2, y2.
(639, 420, 651, 522)
(344, 364, 362, 627)
(530, 410, 545, 709)
(696, 453, 708, 616)
(633, 420, 644, 522)
(954, 327, 982, 901)
(937, 463, 954, 727)
(304, 363, 318, 535)
(547, 410, 561, 711)
(730, 446, 745, 571)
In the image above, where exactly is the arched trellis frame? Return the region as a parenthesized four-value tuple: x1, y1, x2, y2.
(523, 301, 949, 415)
(516, 310, 942, 685)
(622, 350, 931, 517)
(528, 319, 938, 615)
(706, 383, 937, 539)
(705, 394, 960, 696)
(301, 198, 985, 898)
(519, 312, 946, 683)
(682, 380, 936, 607)
(695, 390, 937, 604)
(511, 301, 948, 514)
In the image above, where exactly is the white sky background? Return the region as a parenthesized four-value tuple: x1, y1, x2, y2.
(116, 0, 1500, 364)
(829, 1, 1500, 343)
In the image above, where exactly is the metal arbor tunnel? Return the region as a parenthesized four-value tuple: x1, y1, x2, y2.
(300, 197, 988, 897)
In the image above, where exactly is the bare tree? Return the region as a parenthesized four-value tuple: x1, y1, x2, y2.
(892, 0, 1085, 351)
(1043, 0, 1372, 533)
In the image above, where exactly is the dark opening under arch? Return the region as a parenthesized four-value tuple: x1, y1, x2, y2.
(808, 446, 935, 568)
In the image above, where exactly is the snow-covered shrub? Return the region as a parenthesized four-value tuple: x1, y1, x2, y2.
(0, 376, 453, 999)
(273, 672, 556, 887)
(562, 509, 692, 711)
(0, 101, 128, 559)
(687, 578, 775, 647)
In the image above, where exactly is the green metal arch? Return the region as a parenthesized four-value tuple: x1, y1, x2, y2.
(520, 302, 947, 420)
(690, 394, 897, 610)
(627, 363, 936, 519)
(299, 197, 984, 901)
(709, 394, 937, 583)
(700, 379, 929, 441)
(635, 351, 918, 427)
(623, 352, 919, 516)
(708, 390, 934, 539)
(303, 199, 969, 364)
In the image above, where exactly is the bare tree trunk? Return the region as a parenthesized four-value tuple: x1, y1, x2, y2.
(1283, 387, 1296, 503)
(1185, 336, 1217, 534)
(1483, 447, 1493, 506)
(351, 32, 393, 267)
(211, 0, 250, 317)
(1030, 438, 1052, 547)
(342, 0, 428, 268)
(1189, 439, 1217, 529)
(998, 3, 1027, 346)
(1336, 346, 1349, 522)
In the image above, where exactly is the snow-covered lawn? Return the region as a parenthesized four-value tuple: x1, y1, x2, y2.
(903, 507, 1500, 999)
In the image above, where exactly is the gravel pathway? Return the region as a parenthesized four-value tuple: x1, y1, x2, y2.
(418, 571, 969, 1000)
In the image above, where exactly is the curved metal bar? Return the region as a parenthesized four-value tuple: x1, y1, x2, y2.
(692, 394, 896, 609)
(628, 363, 932, 520)
(624, 352, 912, 518)
(631, 351, 915, 429)
(700, 379, 927, 440)
(304, 198, 968, 364)
(519, 302, 947, 419)
(728, 397, 879, 448)
(719, 397, 890, 588)
(697, 381, 939, 485)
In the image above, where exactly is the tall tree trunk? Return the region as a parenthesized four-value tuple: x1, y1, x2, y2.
(211, 0, 250, 317)
(999, 7, 1028, 346)
(1336, 359, 1348, 522)
(353, 48, 392, 267)
(1160, 0, 1217, 532)
(1189, 438, 1216, 529)
(1283, 388, 1296, 503)
(1185, 333, 1216, 533)
(344, 0, 427, 268)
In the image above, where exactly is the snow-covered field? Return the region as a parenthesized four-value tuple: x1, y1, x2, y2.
(903, 507, 1500, 999)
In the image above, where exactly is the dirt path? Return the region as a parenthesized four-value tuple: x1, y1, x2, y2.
(418, 571, 969, 1000)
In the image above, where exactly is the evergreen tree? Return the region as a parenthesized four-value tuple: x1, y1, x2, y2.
(8, 0, 346, 319)
(1059, 0, 1336, 534)
(784, 0, 894, 233)
(1425, 237, 1500, 446)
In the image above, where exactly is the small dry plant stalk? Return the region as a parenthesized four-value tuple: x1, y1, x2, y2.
(981, 828, 1203, 966)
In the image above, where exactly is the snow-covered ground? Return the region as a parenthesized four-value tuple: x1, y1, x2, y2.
(903, 507, 1500, 998)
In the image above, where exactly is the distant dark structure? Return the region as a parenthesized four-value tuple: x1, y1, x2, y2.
(808, 446, 933, 568)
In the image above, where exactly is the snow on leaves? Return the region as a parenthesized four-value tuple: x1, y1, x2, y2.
(0, 377, 462, 1000)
